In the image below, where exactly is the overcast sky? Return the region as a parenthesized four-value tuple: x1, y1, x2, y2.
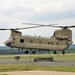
(0, 0, 75, 46)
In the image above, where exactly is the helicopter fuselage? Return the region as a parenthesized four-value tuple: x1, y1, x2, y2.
(4, 29, 72, 52)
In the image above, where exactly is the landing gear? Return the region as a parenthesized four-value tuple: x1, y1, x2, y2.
(54, 51, 57, 54)
(62, 51, 65, 54)
(32, 50, 36, 54)
(25, 50, 29, 54)
(25, 49, 37, 61)
(25, 50, 36, 54)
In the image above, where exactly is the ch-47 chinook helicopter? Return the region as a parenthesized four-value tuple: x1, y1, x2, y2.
(0, 23, 75, 55)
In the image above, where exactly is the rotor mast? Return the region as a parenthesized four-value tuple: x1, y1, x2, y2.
(10, 30, 22, 37)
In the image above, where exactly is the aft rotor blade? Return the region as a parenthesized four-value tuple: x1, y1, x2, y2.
(17, 23, 58, 30)
(22, 23, 58, 26)
(13, 25, 75, 30)
(22, 23, 46, 25)
(67, 26, 75, 28)
(0, 23, 58, 31)
(48, 25, 75, 28)
(17, 25, 48, 30)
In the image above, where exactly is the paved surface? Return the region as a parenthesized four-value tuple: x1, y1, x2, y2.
(0, 60, 75, 66)
(0, 71, 75, 75)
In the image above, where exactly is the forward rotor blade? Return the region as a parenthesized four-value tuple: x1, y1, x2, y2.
(0, 29, 10, 30)
(0, 28, 17, 31)
(0, 25, 50, 31)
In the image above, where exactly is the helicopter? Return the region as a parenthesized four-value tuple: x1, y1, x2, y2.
(0, 23, 75, 55)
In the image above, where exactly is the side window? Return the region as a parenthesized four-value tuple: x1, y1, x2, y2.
(48, 42, 50, 44)
(56, 42, 59, 45)
(51, 42, 54, 45)
(20, 39, 24, 43)
(30, 40, 33, 43)
(39, 41, 42, 44)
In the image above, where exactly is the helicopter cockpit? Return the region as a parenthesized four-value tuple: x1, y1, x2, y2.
(4, 36, 15, 46)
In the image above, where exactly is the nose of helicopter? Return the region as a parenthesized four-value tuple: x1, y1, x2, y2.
(4, 41, 11, 47)
(4, 37, 15, 47)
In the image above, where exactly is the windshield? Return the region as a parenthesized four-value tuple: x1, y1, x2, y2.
(53, 32, 55, 36)
(9, 37, 15, 42)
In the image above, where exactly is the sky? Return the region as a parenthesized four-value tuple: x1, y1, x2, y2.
(0, 0, 75, 46)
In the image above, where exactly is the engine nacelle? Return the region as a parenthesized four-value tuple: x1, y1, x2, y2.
(56, 35, 68, 40)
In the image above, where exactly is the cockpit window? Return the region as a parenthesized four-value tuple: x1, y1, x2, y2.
(9, 37, 15, 41)
(53, 32, 55, 36)
(12, 37, 15, 40)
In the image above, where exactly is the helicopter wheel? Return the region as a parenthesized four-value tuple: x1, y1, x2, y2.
(25, 50, 29, 54)
(62, 51, 65, 54)
(54, 51, 57, 54)
(32, 51, 36, 54)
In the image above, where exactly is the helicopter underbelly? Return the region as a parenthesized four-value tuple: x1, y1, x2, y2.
(23, 43, 67, 50)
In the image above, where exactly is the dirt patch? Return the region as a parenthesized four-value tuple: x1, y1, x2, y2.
(0, 71, 75, 75)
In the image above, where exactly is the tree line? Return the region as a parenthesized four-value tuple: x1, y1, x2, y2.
(0, 48, 75, 55)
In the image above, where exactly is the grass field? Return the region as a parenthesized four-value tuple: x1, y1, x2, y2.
(0, 74, 8, 75)
(0, 54, 75, 61)
(0, 64, 75, 72)
(0, 54, 75, 72)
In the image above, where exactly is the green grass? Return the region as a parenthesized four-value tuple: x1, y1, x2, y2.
(0, 74, 9, 75)
(0, 54, 75, 61)
(52, 54, 75, 61)
(0, 64, 75, 72)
